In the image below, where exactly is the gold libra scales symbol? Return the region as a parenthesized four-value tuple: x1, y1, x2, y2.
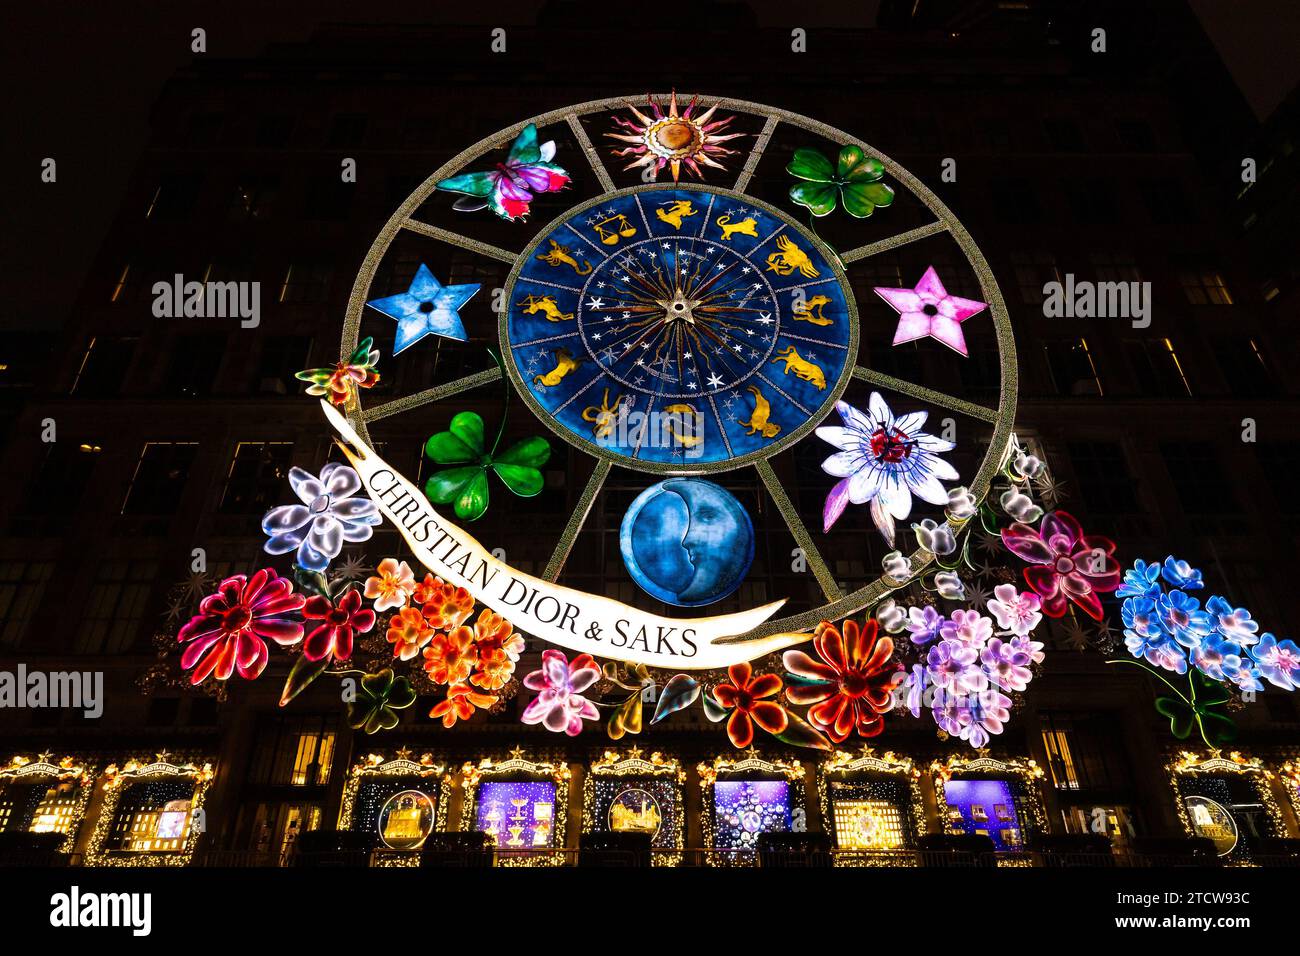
(592, 212, 637, 245)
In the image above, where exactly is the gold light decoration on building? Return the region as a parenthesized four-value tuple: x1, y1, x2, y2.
(459, 748, 570, 866)
(697, 747, 806, 865)
(338, 749, 450, 867)
(583, 747, 685, 866)
(929, 752, 1048, 859)
(817, 747, 925, 864)
(84, 753, 214, 867)
(0, 753, 95, 854)
(1166, 750, 1286, 863)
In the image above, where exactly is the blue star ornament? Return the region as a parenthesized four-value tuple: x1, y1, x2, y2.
(366, 264, 479, 354)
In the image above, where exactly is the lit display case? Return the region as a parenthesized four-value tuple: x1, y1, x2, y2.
(818, 748, 924, 862)
(1169, 751, 1287, 865)
(583, 747, 684, 865)
(85, 753, 214, 867)
(460, 748, 569, 865)
(0, 753, 95, 853)
(932, 754, 1047, 855)
(698, 748, 806, 865)
(339, 749, 451, 864)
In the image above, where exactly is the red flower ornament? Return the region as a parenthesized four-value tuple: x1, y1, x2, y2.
(1001, 510, 1119, 620)
(178, 569, 305, 684)
(301, 588, 376, 663)
(783, 617, 903, 742)
(711, 662, 787, 749)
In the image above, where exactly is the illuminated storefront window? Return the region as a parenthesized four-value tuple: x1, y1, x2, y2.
(818, 750, 923, 857)
(932, 755, 1048, 855)
(339, 752, 449, 862)
(1169, 753, 1287, 866)
(583, 749, 684, 863)
(698, 751, 806, 865)
(459, 750, 569, 865)
(0, 755, 94, 852)
(85, 755, 213, 867)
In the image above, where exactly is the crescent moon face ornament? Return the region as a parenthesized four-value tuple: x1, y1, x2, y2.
(619, 478, 755, 607)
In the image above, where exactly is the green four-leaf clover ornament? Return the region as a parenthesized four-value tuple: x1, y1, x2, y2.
(424, 410, 551, 521)
(788, 145, 895, 218)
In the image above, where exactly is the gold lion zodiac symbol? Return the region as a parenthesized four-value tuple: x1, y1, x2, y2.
(765, 235, 820, 279)
(716, 214, 759, 241)
(662, 403, 704, 448)
(655, 199, 697, 230)
(770, 344, 826, 390)
(581, 388, 626, 439)
(791, 294, 833, 326)
(533, 348, 586, 388)
(516, 294, 573, 323)
(537, 239, 591, 275)
(738, 385, 781, 439)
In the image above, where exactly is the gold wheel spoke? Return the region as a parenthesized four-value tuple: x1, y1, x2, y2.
(754, 459, 843, 602)
(566, 112, 616, 193)
(734, 114, 779, 194)
(401, 218, 517, 264)
(543, 459, 612, 581)
(840, 221, 949, 264)
(851, 366, 997, 423)
(361, 367, 503, 423)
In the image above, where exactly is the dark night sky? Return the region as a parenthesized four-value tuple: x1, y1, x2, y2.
(2, 0, 1297, 333)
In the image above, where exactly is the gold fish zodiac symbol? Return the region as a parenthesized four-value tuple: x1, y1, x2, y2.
(581, 388, 626, 439)
(716, 214, 759, 241)
(536, 239, 592, 275)
(662, 403, 704, 448)
(765, 234, 820, 279)
(516, 294, 573, 323)
(770, 344, 826, 390)
(532, 348, 586, 388)
(655, 199, 698, 230)
(738, 385, 781, 439)
(592, 213, 637, 246)
(791, 294, 833, 326)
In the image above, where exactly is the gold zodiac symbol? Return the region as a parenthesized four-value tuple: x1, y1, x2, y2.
(655, 199, 698, 230)
(581, 388, 626, 439)
(516, 294, 573, 323)
(738, 385, 781, 439)
(662, 403, 704, 448)
(536, 239, 592, 275)
(716, 214, 759, 241)
(592, 213, 637, 246)
(532, 348, 586, 388)
(770, 344, 826, 390)
(765, 235, 820, 279)
(791, 294, 833, 326)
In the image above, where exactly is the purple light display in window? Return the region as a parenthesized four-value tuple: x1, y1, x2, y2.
(713, 780, 792, 851)
(475, 781, 557, 848)
(941, 778, 1023, 851)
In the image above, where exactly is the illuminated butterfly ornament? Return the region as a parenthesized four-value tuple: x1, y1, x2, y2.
(435, 122, 570, 221)
(294, 336, 380, 407)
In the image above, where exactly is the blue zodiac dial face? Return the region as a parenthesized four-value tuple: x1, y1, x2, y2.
(503, 184, 857, 472)
(619, 478, 755, 607)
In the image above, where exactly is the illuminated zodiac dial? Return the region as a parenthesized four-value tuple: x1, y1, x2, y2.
(505, 185, 856, 471)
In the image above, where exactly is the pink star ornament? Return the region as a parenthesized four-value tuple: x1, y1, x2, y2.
(874, 266, 988, 357)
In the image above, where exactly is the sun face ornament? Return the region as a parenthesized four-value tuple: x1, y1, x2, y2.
(606, 92, 744, 183)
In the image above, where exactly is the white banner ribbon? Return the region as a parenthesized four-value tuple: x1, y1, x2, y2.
(322, 402, 807, 670)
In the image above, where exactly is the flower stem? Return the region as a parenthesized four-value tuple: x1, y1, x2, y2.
(1104, 657, 1190, 703)
(488, 347, 508, 457)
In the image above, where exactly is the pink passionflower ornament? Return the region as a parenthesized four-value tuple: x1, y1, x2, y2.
(521, 649, 601, 736)
(986, 584, 1043, 637)
(874, 266, 988, 357)
(1001, 510, 1120, 620)
(178, 569, 305, 684)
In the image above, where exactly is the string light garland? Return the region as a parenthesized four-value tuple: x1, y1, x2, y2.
(698, 747, 806, 865)
(338, 750, 451, 867)
(0, 753, 96, 854)
(83, 753, 214, 867)
(1280, 760, 1300, 824)
(583, 747, 685, 866)
(459, 747, 570, 866)
(930, 752, 1047, 856)
(1167, 750, 1286, 864)
(817, 747, 925, 863)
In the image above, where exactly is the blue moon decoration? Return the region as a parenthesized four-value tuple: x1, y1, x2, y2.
(619, 479, 755, 607)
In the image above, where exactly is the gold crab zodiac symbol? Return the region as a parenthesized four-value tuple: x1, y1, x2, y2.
(532, 348, 586, 388)
(715, 214, 759, 241)
(581, 388, 626, 439)
(765, 235, 820, 279)
(770, 344, 826, 390)
(662, 403, 704, 448)
(738, 385, 781, 439)
(655, 199, 698, 230)
(791, 294, 833, 326)
(516, 294, 574, 323)
(536, 239, 592, 275)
